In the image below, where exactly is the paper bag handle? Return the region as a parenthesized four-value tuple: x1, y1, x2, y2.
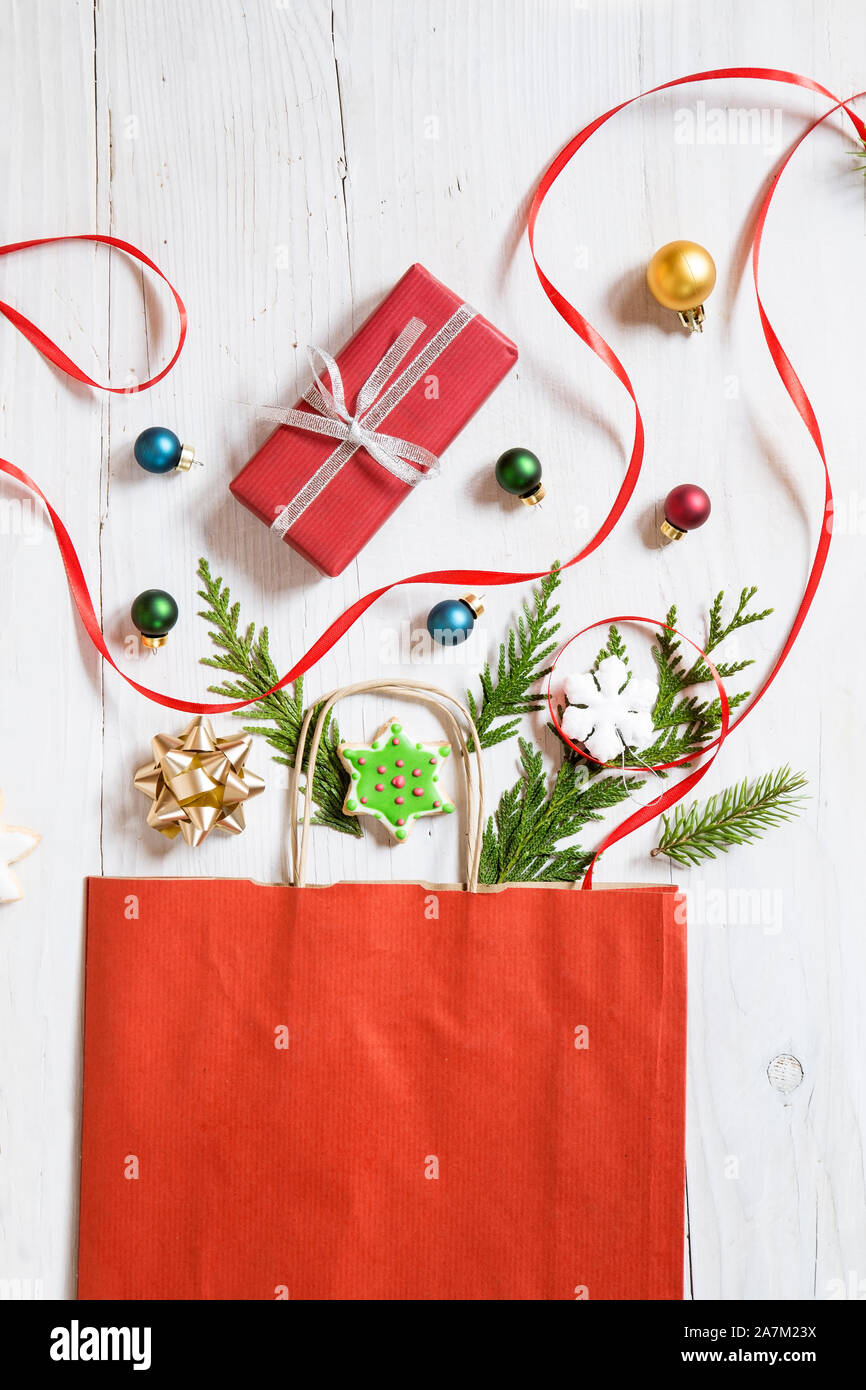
(289, 679, 485, 891)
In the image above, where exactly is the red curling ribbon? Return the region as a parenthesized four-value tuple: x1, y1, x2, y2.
(0, 72, 864, 856)
(545, 618, 729, 890)
(0, 235, 187, 390)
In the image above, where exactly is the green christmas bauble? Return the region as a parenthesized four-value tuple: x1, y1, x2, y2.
(494, 447, 545, 504)
(131, 588, 179, 648)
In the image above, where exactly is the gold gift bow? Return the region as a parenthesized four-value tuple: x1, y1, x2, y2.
(134, 716, 264, 846)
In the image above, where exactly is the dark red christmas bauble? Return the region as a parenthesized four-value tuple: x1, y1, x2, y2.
(663, 483, 711, 538)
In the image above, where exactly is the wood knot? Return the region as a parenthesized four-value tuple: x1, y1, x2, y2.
(767, 1054, 803, 1093)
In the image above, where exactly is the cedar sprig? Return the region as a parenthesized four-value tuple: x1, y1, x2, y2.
(636, 586, 771, 766)
(479, 737, 643, 883)
(652, 587, 772, 716)
(595, 624, 630, 670)
(466, 565, 561, 749)
(196, 558, 360, 836)
(650, 765, 808, 867)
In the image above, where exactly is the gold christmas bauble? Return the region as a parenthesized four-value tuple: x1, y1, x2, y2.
(646, 240, 716, 311)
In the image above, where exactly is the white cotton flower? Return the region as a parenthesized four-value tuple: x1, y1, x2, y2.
(560, 655, 657, 762)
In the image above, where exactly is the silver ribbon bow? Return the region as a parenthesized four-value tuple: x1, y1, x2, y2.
(265, 303, 476, 537)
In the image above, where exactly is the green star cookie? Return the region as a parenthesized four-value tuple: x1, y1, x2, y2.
(338, 720, 455, 842)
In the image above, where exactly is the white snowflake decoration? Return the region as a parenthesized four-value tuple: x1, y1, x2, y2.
(560, 654, 657, 763)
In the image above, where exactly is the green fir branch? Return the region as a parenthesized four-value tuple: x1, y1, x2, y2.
(196, 558, 361, 836)
(651, 765, 808, 867)
(466, 565, 561, 749)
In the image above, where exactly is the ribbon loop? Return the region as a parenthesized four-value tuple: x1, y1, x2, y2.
(308, 345, 349, 421)
(0, 234, 187, 391)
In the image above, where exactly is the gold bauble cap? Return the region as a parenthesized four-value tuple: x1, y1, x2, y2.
(176, 443, 197, 472)
(646, 240, 716, 312)
(520, 482, 545, 506)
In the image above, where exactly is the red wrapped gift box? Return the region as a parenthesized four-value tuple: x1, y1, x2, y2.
(230, 264, 518, 576)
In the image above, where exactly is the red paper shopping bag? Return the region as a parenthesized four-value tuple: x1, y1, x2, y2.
(78, 685, 686, 1301)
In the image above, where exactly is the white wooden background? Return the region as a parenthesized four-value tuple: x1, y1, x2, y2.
(1, 0, 865, 1302)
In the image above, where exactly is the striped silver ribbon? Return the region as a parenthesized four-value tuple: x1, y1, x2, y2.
(265, 303, 476, 538)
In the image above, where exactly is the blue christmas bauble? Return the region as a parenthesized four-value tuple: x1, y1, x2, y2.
(426, 596, 478, 645)
(134, 426, 183, 474)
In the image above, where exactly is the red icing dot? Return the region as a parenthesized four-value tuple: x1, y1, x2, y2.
(429, 757, 437, 765)
(395, 795, 405, 805)
(360, 796, 368, 804)
(377, 765, 386, 774)
(375, 782, 384, 792)
(412, 768, 422, 777)
(395, 758, 404, 767)
(358, 757, 366, 764)
(412, 787, 425, 798)
(433, 799, 441, 808)
(391, 775, 406, 788)
(391, 737, 400, 745)
(397, 818, 405, 826)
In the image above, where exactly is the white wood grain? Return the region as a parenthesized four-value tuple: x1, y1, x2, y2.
(1, 0, 865, 1300)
